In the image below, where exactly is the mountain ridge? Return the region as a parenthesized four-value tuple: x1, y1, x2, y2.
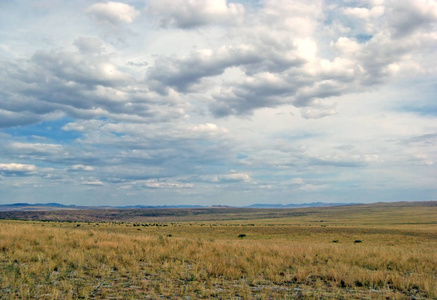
(0, 202, 359, 211)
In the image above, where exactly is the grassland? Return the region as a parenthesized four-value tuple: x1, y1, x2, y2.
(0, 201, 436, 299)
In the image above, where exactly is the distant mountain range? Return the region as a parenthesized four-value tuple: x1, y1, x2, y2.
(0, 203, 207, 211)
(0, 202, 359, 211)
(246, 202, 359, 208)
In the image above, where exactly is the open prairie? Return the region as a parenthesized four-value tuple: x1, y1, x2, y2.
(0, 202, 436, 299)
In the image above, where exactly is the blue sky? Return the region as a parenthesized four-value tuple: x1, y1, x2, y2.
(0, 0, 436, 206)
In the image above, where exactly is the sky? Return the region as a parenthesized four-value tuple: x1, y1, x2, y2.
(0, 0, 436, 206)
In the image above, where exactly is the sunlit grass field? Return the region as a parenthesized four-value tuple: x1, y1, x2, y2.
(0, 202, 436, 299)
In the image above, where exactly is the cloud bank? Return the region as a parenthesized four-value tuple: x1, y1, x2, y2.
(0, 0, 436, 205)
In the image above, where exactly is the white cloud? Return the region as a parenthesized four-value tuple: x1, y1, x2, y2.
(86, 2, 140, 25)
(298, 183, 328, 191)
(10, 142, 63, 154)
(147, 0, 244, 28)
(32, 50, 132, 86)
(81, 179, 104, 186)
(262, 0, 322, 36)
(219, 173, 250, 182)
(0, 163, 36, 173)
(142, 180, 194, 189)
(343, 6, 384, 20)
(192, 123, 228, 134)
(196, 172, 251, 183)
(333, 37, 361, 55)
(284, 177, 328, 192)
(300, 107, 337, 119)
(71, 164, 94, 171)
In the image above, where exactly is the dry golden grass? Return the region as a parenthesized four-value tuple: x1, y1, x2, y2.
(0, 202, 436, 299)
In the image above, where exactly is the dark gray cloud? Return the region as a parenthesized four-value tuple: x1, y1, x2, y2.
(146, 46, 264, 93)
(386, 1, 437, 39)
(209, 75, 294, 117)
(58, 120, 235, 183)
(0, 111, 49, 128)
(0, 47, 187, 127)
(0, 117, 236, 190)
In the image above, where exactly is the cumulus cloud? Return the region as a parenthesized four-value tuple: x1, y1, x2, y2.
(32, 50, 131, 87)
(2, 0, 435, 124)
(343, 6, 385, 20)
(86, 2, 140, 25)
(0, 46, 187, 126)
(386, 1, 437, 39)
(0, 163, 37, 175)
(70, 164, 95, 171)
(146, 0, 427, 117)
(0, 0, 436, 205)
(146, 46, 262, 93)
(192, 123, 228, 134)
(145, 0, 437, 118)
(146, 0, 244, 28)
(55, 118, 236, 188)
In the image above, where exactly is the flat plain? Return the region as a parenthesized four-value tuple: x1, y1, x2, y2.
(0, 201, 436, 299)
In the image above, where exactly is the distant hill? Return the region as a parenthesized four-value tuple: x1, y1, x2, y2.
(0, 203, 82, 211)
(245, 202, 360, 208)
(0, 201, 435, 223)
(2, 201, 434, 212)
(0, 203, 207, 212)
(114, 205, 207, 209)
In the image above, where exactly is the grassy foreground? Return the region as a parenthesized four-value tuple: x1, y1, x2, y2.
(0, 202, 436, 299)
